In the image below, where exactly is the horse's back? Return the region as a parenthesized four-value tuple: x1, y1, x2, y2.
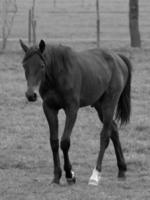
(75, 48, 129, 106)
(76, 49, 113, 106)
(85, 48, 129, 89)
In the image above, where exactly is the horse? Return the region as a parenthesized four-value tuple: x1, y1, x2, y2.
(20, 39, 132, 186)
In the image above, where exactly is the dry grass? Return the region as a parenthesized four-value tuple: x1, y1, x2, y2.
(0, 46, 150, 200)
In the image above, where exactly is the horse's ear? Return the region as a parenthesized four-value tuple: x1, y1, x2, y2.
(39, 40, 46, 53)
(19, 39, 29, 53)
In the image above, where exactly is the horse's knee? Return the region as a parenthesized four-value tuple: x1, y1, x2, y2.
(103, 136, 110, 149)
(111, 121, 119, 141)
(50, 139, 59, 152)
(101, 123, 111, 149)
(112, 121, 117, 129)
(101, 131, 110, 149)
(105, 138, 110, 149)
(60, 138, 70, 152)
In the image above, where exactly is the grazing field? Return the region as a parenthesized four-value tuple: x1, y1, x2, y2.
(0, 45, 150, 200)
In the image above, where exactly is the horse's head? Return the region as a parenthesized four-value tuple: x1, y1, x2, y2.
(20, 40, 46, 102)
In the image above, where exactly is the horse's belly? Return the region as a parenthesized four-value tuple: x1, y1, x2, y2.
(79, 79, 107, 107)
(79, 60, 112, 107)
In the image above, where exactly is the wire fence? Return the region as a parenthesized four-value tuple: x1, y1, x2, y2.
(0, 0, 150, 50)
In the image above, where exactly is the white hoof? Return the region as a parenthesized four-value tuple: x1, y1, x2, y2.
(88, 168, 101, 186)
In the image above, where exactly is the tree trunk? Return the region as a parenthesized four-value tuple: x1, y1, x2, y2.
(129, 0, 141, 47)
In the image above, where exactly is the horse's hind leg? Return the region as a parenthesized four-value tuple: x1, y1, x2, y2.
(111, 121, 127, 178)
(94, 101, 110, 151)
(60, 105, 78, 184)
(89, 93, 120, 185)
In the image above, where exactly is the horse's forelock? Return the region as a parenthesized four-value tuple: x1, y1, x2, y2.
(23, 46, 39, 63)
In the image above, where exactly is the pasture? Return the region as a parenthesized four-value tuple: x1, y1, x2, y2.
(0, 46, 150, 200)
(0, 0, 150, 199)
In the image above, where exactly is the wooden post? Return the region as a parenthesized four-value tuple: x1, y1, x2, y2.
(28, 9, 32, 43)
(2, 0, 7, 49)
(96, 0, 100, 48)
(81, 0, 84, 7)
(29, 0, 36, 45)
(31, 5, 36, 45)
(28, 3, 36, 45)
(32, 19, 36, 45)
(32, 0, 36, 17)
(53, 0, 56, 8)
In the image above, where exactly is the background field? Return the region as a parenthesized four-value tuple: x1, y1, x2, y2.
(0, 0, 150, 49)
(0, 0, 150, 200)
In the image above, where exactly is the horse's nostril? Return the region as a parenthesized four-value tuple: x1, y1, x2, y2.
(33, 93, 37, 101)
(33, 92, 37, 99)
(25, 92, 37, 102)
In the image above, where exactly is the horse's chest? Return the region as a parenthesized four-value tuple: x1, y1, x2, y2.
(39, 82, 63, 107)
(43, 89, 65, 108)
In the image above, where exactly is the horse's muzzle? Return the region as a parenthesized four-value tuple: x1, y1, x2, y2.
(25, 91, 37, 102)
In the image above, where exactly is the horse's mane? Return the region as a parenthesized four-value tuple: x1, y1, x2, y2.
(45, 44, 73, 79)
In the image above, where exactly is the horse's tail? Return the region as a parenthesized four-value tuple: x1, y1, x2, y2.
(116, 54, 132, 125)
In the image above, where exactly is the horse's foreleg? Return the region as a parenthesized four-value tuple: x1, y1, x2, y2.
(60, 106, 78, 184)
(43, 102, 62, 184)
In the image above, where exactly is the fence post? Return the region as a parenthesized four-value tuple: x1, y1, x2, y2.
(28, 0, 36, 45)
(81, 0, 84, 7)
(53, 0, 56, 8)
(31, 5, 36, 45)
(2, 0, 7, 49)
(96, 0, 100, 48)
(28, 9, 32, 43)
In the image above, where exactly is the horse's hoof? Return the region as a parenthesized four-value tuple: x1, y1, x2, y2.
(67, 176, 76, 185)
(51, 178, 60, 185)
(66, 171, 76, 185)
(88, 168, 101, 186)
(118, 171, 126, 180)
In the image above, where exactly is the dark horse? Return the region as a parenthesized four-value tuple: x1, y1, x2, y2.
(20, 40, 132, 186)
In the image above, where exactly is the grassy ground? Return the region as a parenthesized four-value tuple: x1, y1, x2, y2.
(0, 45, 150, 200)
(0, 1, 150, 199)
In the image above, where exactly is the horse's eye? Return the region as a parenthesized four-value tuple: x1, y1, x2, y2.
(41, 64, 45, 69)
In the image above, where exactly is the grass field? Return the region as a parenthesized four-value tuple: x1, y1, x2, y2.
(0, 0, 150, 199)
(0, 45, 150, 200)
